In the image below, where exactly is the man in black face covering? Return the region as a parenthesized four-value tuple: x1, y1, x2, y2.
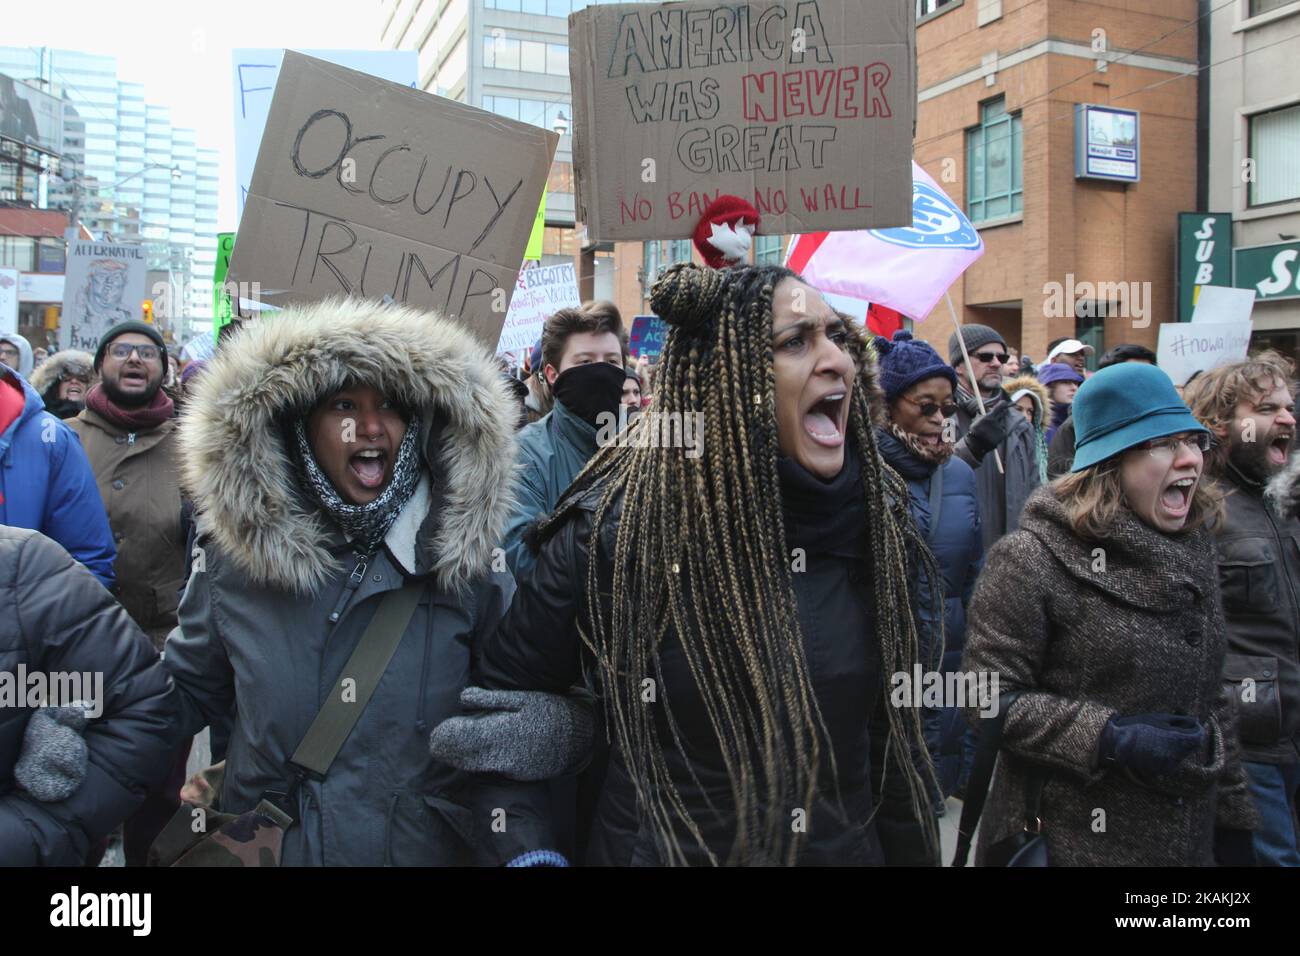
(501, 301, 627, 579)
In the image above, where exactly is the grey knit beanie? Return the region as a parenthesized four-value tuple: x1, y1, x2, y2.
(947, 324, 1006, 365)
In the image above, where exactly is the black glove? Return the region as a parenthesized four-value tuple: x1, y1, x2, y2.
(964, 402, 1013, 462)
(1098, 713, 1206, 776)
(1213, 827, 1257, 867)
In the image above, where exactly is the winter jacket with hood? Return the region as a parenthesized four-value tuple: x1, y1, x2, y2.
(952, 385, 1041, 553)
(0, 368, 116, 588)
(68, 397, 185, 648)
(480, 355, 935, 867)
(164, 299, 554, 866)
(29, 349, 94, 420)
(1005, 374, 1050, 484)
(962, 486, 1259, 865)
(0, 527, 176, 865)
(501, 397, 599, 579)
(1213, 463, 1300, 765)
(0, 333, 33, 378)
(876, 428, 983, 798)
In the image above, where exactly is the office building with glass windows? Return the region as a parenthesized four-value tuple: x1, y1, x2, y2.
(0, 46, 220, 333)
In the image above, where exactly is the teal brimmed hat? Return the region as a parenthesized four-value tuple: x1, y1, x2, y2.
(1071, 363, 1208, 472)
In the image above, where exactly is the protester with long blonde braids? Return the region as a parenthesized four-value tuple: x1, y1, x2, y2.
(459, 262, 939, 866)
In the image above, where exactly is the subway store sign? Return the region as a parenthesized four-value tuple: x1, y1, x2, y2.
(1235, 241, 1300, 302)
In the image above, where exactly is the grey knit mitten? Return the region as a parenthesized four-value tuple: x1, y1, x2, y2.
(15, 704, 91, 802)
(429, 687, 594, 781)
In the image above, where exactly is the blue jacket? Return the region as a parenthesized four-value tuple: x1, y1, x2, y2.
(0, 369, 116, 588)
(501, 398, 599, 579)
(877, 428, 984, 797)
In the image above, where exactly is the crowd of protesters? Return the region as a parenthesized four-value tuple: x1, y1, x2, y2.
(0, 263, 1297, 869)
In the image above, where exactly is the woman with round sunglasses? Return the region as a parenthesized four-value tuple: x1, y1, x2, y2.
(962, 362, 1260, 865)
(875, 331, 984, 812)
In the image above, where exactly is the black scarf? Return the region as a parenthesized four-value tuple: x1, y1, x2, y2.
(777, 449, 866, 560)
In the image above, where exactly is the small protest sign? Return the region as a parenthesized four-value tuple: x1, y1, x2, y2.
(568, 0, 917, 242)
(60, 241, 148, 352)
(1190, 285, 1255, 325)
(228, 51, 558, 348)
(629, 314, 669, 362)
(496, 261, 582, 355)
(213, 232, 235, 341)
(1157, 320, 1254, 387)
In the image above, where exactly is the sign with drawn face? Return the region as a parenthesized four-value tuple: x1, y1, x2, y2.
(60, 241, 148, 352)
(227, 52, 558, 348)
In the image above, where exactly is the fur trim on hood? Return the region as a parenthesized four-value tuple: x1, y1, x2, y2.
(1003, 374, 1050, 431)
(179, 298, 518, 595)
(29, 350, 95, 397)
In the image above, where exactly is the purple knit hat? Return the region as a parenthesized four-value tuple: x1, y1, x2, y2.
(874, 330, 958, 403)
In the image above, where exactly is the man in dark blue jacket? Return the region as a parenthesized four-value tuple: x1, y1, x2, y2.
(0, 365, 115, 588)
(501, 301, 627, 578)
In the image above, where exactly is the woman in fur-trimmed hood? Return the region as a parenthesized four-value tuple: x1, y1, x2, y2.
(29, 349, 95, 419)
(161, 298, 557, 866)
(1005, 374, 1050, 484)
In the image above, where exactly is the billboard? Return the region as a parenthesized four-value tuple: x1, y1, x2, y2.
(0, 72, 63, 156)
(1074, 104, 1139, 183)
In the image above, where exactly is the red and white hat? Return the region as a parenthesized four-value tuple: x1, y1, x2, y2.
(691, 194, 760, 270)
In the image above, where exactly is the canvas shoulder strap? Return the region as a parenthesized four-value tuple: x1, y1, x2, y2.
(288, 581, 424, 778)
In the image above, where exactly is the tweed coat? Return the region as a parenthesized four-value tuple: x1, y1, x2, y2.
(962, 486, 1259, 866)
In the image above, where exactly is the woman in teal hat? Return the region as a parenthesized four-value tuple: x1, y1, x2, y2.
(960, 362, 1260, 866)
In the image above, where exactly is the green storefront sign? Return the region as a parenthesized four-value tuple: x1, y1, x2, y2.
(1175, 213, 1232, 322)
(213, 232, 235, 342)
(1235, 240, 1300, 302)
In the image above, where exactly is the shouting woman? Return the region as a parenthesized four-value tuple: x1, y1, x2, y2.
(962, 362, 1259, 865)
(162, 299, 557, 866)
(473, 263, 939, 866)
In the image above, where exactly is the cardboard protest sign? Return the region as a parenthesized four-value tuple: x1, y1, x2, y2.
(60, 240, 147, 352)
(496, 261, 581, 355)
(232, 49, 418, 222)
(229, 52, 558, 348)
(1157, 320, 1253, 388)
(1190, 285, 1255, 325)
(629, 314, 669, 362)
(568, 0, 916, 242)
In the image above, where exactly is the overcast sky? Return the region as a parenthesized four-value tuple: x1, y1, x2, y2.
(8, 0, 375, 230)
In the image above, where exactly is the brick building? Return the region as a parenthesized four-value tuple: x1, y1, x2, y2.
(909, 0, 1200, 366)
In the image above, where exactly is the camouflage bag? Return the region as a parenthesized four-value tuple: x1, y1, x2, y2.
(148, 798, 292, 867)
(148, 583, 424, 867)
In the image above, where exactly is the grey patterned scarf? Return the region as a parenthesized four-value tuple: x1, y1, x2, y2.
(292, 415, 423, 556)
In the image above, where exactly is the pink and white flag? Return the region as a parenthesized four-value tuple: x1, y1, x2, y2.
(786, 162, 985, 322)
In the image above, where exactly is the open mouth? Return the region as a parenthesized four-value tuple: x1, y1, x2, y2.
(803, 389, 849, 448)
(348, 448, 388, 489)
(1268, 434, 1294, 468)
(66, 384, 85, 399)
(120, 368, 148, 387)
(1160, 476, 1197, 516)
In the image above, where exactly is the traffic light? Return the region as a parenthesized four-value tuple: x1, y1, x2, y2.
(142, 300, 153, 324)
